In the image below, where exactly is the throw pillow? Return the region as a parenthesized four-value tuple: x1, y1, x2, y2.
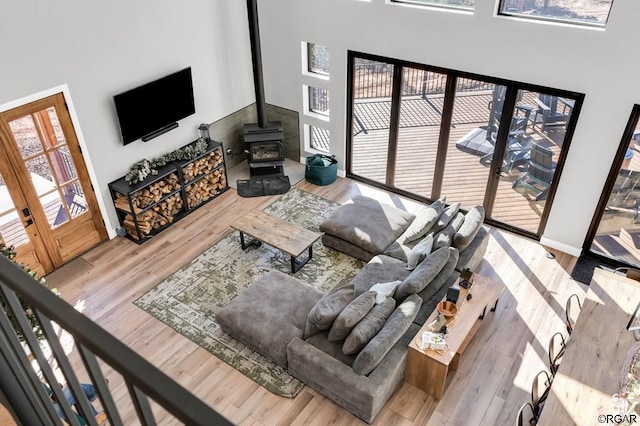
(433, 212, 465, 250)
(352, 294, 422, 375)
(369, 280, 401, 304)
(430, 202, 461, 234)
(406, 234, 434, 270)
(304, 285, 355, 339)
(328, 291, 376, 341)
(342, 297, 396, 355)
(402, 199, 445, 243)
(416, 247, 459, 304)
(453, 206, 485, 251)
(382, 241, 413, 262)
(395, 246, 450, 301)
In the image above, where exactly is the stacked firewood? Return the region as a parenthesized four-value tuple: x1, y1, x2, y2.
(114, 173, 180, 212)
(181, 148, 224, 182)
(185, 168, 227, 208)
(122, 192, 184, 239)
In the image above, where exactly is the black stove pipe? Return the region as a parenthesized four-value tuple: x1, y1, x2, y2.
(246, 0, 268, 129)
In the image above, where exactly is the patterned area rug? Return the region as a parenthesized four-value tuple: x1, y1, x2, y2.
(134, 188, 365, 398)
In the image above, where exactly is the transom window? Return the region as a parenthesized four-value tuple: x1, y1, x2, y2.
(498, 0, 614, 27)
(391, 0, 474, 11)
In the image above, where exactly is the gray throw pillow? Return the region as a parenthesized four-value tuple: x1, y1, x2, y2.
(352, 294, 422, 375)
(304, 285, 355, 338)
(417, 247, 459, 304)
(453, 206, 485, 251)
(433, 212, 465, 250)
(328, 291, 376, 341)
(406, 234, 434, 270)
(382, 241, 413, 262)
(395, 246, 450, 301)
(402, 199, 445, 243)
(430, 202, 460, 234)
(342, 297, 396, 355)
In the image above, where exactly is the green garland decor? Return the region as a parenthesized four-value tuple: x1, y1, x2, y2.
(0, 242, 58, 342)
(125, 137, 209, 184)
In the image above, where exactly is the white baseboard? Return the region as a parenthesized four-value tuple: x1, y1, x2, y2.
(539, 237, 582, 257)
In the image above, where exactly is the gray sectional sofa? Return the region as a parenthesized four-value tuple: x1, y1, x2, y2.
(217, 195, 489, 423)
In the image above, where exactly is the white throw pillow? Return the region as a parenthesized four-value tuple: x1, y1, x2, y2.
(369, 280, 401, 304)
(406, 234, 434, 271)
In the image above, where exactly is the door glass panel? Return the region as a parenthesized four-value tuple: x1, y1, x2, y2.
(26, 156, 57, 196)
(442, 80, 500, 211)
(495, 90, 574, 233)
(590, 120, 640, 267)
(46, 107, 66, 147)
(61, 182, 88, 220)
(394, 68, 446, 198)
(26, 154, 67, 227)
(50, 146, 78, 184)
(0, 171, 29, 248)
(9, 115, 44, 158)
(351, 58, 394, 184)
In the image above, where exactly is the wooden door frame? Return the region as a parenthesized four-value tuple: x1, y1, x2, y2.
(0, 85, 116, 239)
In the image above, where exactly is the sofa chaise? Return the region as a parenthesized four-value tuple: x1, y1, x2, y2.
(217, 195, 489, 423)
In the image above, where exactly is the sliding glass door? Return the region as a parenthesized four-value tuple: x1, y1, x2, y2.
(351, 58, 394, 185)
(347, 51, 582, 238)
(587, 107, 640, 267)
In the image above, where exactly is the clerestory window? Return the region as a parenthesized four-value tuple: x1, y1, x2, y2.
(498, 0, 614, 27)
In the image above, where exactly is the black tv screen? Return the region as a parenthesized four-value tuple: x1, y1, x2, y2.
(114, 67, 195, 145)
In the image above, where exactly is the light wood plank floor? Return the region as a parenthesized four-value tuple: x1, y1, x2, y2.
(35, 177, 584, 425)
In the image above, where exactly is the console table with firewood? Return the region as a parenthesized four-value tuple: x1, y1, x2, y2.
(108, 139, 228, 243)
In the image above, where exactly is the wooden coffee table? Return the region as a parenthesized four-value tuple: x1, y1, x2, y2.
(230, 210, 323, 273)
(405, 275, 504, 399)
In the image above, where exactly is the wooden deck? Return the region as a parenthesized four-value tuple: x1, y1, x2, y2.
(351, 92, 565, 234)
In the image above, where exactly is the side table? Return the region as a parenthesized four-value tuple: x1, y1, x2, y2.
(405, 275, 504, 399)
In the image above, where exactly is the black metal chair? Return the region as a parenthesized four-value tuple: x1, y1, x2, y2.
(565, 293, 582, 335)
(531, 370, 552, 418)
(548, 332, 567, 376)
(516, 401, 538, 425)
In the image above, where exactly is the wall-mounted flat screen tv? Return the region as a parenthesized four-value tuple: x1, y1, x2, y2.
(114, 67, 195, 145)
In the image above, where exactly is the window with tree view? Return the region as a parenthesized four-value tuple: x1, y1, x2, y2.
(499, 0, 613, 27)
(308, 43, 329, 75)
(391, 0, 474, 10)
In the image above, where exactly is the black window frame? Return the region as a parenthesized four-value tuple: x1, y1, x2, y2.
(345, 50, 584, 240)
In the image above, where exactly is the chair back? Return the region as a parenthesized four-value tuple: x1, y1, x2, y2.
(549, 332, 567, 376)
(565, 293, 582, 335)
(538, 94, 559, 112)
(531, 370, 552, 417)
(615, 267, 640, 282)
(528, 143, 555, 184)
(516, 402, 538, 426)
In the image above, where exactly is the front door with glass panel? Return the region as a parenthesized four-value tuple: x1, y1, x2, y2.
(0, 93, 107, 275)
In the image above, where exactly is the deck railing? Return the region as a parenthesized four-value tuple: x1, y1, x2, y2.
(353, 63, 493, 100)
(0, 256, 232, 426)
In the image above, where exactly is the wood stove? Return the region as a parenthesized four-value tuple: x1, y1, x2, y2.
(237, 0, 290, 196)
(244, 123, 284, 176)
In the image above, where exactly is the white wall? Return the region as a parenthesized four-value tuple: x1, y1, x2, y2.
(0, 0, 254, 234)
(258, 0, 640, 254)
